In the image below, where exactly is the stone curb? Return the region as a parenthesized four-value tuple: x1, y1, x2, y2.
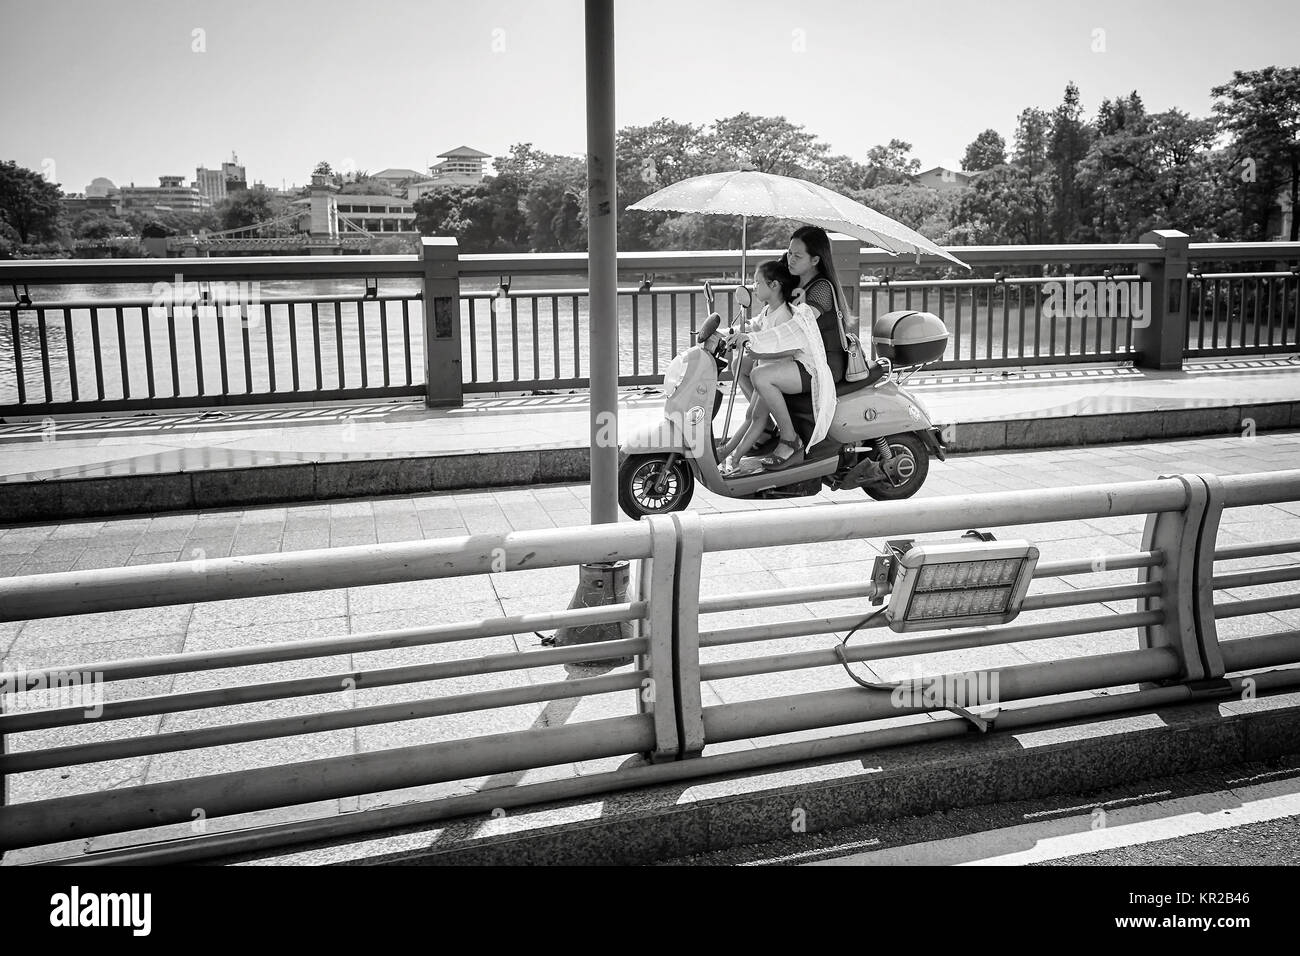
(2, 401, 1296, 524)
(304, 693, 1300, 867)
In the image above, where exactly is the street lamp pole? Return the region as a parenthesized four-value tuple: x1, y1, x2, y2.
(586, 0, 617, 525)
(555, 0, 629, 661)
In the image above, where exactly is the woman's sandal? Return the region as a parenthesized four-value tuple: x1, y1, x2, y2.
(761, 435, 804, 470)
(723, 456, 764, 478)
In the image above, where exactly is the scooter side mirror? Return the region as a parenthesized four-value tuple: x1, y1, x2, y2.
(703, 280, 715, 310)
(734, 286, 752, 310)
(696, 312, 721, 343)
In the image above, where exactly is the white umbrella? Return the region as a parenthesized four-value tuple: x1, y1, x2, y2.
(627, 169, 971, 274)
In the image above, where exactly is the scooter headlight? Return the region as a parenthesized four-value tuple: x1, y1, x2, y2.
(664, 356, 687, 398)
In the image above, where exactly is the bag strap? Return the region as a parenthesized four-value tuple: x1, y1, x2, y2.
(808, 276, 850, 350)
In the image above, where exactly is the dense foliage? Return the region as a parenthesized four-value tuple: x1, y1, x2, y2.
(2, 67, 1295, 259)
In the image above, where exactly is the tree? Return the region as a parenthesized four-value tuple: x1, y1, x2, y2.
(523, 157, 587, 251)
(123, 208, 212, 237)
(951, 164, 1053, 245)
(1012, 107, 1051, 175)
(854, 184, 961, 244)
(701, 113, 829, 177)
(215, 186, 288, 231)
(962, 130, 1007, 171)
(863, 139, 921, 187)
(1096, 91, 1146, 137)
(488, 143, 556, 250)
(0, 159, 63, 243)
(616, 118, 706, 249)
(413, 179, 528, 254)
(1076, 108, 1229, 241)
(139, 219, 175, 239)
(341, 179, 388, 195)
(74, 212, 135, 239)
(617, 114, 839, 251)
(1211, 66, 1300, 241)
(1047, 82, 1095, 241)
(815, 154, 874, 192)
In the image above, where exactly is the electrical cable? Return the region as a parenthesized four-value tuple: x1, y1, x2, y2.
(833, 605, 902, 691)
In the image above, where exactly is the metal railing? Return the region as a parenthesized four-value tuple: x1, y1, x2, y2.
(461, 283, 749, 391)
(1186, 271, 1300, 356)
(1, 292, 427, 413)
(2, 237, 1298, 415)
(1, 468, 1298, 862)
(860, 275, 1141, 368)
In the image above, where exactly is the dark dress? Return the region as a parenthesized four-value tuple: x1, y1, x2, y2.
(797, 276, 847, 391)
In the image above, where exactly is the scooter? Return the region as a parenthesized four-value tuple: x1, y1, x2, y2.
(617, 282, 949, 519)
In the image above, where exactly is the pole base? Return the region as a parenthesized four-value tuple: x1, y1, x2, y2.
(553, 561, 634, 666)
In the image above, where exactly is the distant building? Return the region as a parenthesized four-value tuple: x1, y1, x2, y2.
(85, 177, 119, 198)
(61, 193, 120, 218)
(119, 176, 205, 214)
(223, 152, 247, 192)
(372, 167, 424, 190)
(195, 167, 227, 207)
(434, 146, 491, 178)
(256, 181, 300, 198)
(407, 146, 492, 200)
(914, 166, 977, 191)
(292, 192, 416, 234)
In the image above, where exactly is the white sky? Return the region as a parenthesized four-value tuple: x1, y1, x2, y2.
(1, 0, 1296, 193)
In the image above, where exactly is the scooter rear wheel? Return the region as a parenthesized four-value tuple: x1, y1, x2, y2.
(618, 454, 695, 519)
(862, 433, 929, 501)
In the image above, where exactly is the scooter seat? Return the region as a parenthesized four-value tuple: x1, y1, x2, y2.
(835, 363, 888, 396)
(774, 364, 888, 452)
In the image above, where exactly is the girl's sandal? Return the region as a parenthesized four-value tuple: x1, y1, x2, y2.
(761, 435, 804, 470)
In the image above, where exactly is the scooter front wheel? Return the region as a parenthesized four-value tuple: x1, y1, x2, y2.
(618, 454, 695, 519)
(862, 433, 929, 501)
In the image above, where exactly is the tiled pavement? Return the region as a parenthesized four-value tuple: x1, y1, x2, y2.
(1, 432, 1298, 861)
(3, 358, 1299, 485)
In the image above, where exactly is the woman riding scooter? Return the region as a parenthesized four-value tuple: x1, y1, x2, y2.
(747, 225, 851, 469)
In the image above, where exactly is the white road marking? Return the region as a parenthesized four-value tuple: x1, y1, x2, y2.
(808, 776, 1300, 866)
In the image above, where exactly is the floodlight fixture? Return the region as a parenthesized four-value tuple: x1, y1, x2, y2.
(871, 532, 1039, 633)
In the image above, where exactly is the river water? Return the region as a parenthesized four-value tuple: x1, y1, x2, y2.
(1, 275, 726, 406)
(2, 273, 1228, 408)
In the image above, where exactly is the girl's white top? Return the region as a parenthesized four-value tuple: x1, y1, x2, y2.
(746, 302, 837, 448)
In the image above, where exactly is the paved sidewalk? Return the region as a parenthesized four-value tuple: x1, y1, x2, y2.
(2, 433, 1298, 862)
(1, 357, 1297, 494)
(2, 356, 1297, 523)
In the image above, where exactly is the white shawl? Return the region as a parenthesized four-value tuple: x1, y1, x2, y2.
(745, 302, 837, 448)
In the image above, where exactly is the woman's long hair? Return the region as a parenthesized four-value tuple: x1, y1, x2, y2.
(790, 225, 854, 322)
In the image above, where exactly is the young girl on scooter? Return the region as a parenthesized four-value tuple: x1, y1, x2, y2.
(718, 258, 823, 476)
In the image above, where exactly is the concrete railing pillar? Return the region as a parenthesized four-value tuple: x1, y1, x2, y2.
(1136, 474, 1226, 685)
(828, 232, 862, 335)
(420, 236, 464, 408)
(1135, 228, 1190, 370)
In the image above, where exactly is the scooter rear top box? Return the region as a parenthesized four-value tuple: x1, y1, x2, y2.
(872, 311, 948, 366)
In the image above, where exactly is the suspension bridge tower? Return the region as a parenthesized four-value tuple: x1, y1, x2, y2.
(309, 173, 341, 254)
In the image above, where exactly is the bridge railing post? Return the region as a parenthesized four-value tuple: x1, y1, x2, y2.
(1135, 228, 1190, 370)
(420, 236, 464, 408)
(1136, 473, 1225, 684)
